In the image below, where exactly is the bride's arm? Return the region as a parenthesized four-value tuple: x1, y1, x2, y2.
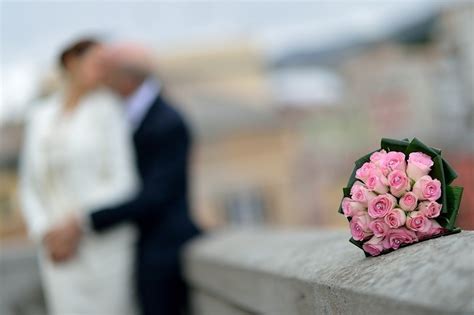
(89, 99, 139, 210)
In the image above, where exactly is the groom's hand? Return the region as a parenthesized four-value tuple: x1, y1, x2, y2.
(44, 214, 83, 263)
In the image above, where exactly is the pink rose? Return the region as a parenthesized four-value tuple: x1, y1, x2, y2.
(341, 197, 366, 217)
(350, 181, 376, 206)
(406, 211, 431, 232)
(355, 162, 377, 182)
(407, 152, 434, 181)
(387, 170, 411, 197)
(383, 151, 406, 173)
(362, 236, 384, 256)
(417, 219, 445, 240)
(418, 201, 442, 218)
(399, 192, 418, 211)
(350, 212, 373, 241)
(428, 220, 444, 235)
(413, 175, 442, 201)
(365, 171, 389, 194)
(368, 219, 390, 237)
(370, 150, 387, 167)
(383, 227, 418, 250)
(368, 194, 397, 218)
(384, 208, 407, 228)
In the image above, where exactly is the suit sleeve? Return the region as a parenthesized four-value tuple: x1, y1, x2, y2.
(90, 117, 189, 232)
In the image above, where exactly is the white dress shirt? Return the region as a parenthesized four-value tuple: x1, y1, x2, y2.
(125, 77, 161, 130)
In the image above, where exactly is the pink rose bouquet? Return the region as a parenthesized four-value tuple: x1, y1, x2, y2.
(339, 138, 463, 257)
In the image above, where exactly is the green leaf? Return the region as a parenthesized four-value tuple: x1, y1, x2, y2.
(346, 164, 358, 187)
(442, 159, 458, 185)
(381, 138, 410, 152)
(445, 186, 463, 230)
(404, 137, 440, 158)
(343, 187, 351, 197)
(338, 187, 352, 214)
(436, 216, 450, 228)
(431, 155, 448, 213)
(349, 237, 364, 250)
(355, 152, 373, 167)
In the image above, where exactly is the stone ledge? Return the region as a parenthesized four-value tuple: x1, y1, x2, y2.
(183, 228, 474, 315)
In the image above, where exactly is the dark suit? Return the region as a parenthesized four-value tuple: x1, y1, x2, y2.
(90, 94, 200, 315)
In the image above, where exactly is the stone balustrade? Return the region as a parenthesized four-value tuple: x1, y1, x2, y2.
(183, 228, 474, 315)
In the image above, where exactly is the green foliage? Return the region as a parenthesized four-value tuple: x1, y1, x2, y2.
(444, 186, 463, 230)
(381, 138, 410, 153)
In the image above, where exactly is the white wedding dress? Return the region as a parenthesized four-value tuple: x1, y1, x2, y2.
(20, 89, 138, 315)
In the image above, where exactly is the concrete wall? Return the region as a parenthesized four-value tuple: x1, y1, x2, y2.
(0, 242, 46, 315)
(184, 229, 474, 315)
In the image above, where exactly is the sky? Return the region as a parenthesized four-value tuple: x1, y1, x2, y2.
(0, 0, 446, 123)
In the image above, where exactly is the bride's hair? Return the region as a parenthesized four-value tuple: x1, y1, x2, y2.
(59, 38, 100, 69)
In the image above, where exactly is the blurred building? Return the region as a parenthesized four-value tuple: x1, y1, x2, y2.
(157, 42, 311, 228)
(263, 5, 474, 228)
(1, 4, 473, 243)
(0, 122, 26, 240)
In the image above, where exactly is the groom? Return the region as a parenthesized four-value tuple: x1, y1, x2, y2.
(47, 43, 201, 315)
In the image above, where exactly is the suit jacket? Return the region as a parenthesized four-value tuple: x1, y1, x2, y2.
(90, 94, 200, 265)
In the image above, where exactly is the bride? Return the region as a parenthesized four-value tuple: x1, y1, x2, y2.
(20, 38, 138, 315)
